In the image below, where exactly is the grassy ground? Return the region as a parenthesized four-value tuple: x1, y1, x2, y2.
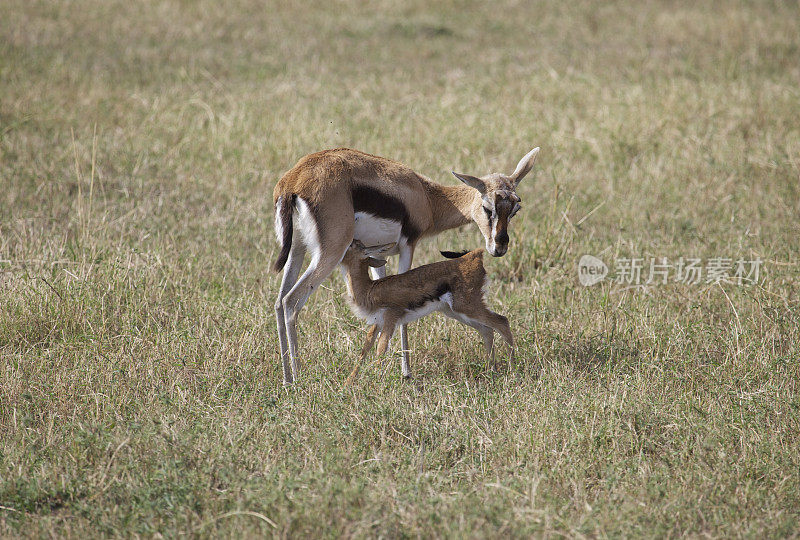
(2, 0, 799, 536)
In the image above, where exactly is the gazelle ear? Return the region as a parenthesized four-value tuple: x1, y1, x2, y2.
(362, 242, 396, 257)
(366, 257, 387, 268)
(452, 172, 486, 194)
(510, 147, 540, 185)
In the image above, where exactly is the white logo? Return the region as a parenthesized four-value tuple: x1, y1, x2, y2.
(576, 255, 762, 287)
(578, 255, 608, 286)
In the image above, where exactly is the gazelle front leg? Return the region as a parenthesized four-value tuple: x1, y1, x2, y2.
(376, 314, 400, 357)
(345, 324, 379, 386)
(397, 243, 415, 378)
(367, 264, 387, 366)
(370, 242, 415, 378)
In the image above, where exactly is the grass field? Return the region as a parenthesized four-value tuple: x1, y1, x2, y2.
(2, 0, 799, 536)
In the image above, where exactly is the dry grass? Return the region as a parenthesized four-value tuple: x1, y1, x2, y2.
(1, 0, 799, 537)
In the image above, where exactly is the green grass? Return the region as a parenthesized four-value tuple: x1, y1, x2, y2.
(1, 0, 799, 536)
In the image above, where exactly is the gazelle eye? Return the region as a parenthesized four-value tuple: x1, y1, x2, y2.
(509, 204, 521, 218)
(483, 206, 493, 222)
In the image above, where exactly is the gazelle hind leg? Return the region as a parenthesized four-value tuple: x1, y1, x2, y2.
(275, 240, 306, 384)
(455, 303, 514, 360)
(282, 195, 354, 383)
(398, 244, 414, 378)
(283, 247, 349, 382)
(441, 305, 495, 368)
(486, 311, 514, 360)
(476, 323, 495, 362)
(462, 320, 497, 371)
(345, 325, 379, 386)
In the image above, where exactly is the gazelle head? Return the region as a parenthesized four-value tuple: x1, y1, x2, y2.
(452, 147, 539, 257)
(344, 240, 396, 270)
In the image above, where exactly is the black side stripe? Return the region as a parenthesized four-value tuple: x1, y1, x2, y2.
(352, 185, 421, 241)
(440, 250, 469, 259)
(407, 282, 451, 311)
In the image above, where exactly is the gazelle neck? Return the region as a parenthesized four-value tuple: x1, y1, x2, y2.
(424, 181, 481, 235)
(343, 260, 374, 307)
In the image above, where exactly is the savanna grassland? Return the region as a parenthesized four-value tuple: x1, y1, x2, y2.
(1, 0, 799, 537)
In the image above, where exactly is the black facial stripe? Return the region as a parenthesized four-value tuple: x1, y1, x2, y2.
(352, 185, 421, 241)
(483, 206, 493, 223)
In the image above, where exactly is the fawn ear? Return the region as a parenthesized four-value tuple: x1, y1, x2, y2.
(510, 147, 540, 185)
(452, 172, 486, 194)
(362, 242, 396, 257)
(366, 257, 387, 268)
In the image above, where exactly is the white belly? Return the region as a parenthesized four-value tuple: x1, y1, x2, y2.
(353, 298, 448, 327)
(399, 298, 448, 325)
(353, 212, 402, 252)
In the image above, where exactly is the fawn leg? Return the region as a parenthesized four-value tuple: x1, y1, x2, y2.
(345, 325, 379, 386)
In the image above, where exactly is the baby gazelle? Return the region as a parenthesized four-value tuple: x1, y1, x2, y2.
(341, 241, 514, 382)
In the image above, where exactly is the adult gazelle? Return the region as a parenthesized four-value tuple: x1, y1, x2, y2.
(272, 147, 539, 384)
